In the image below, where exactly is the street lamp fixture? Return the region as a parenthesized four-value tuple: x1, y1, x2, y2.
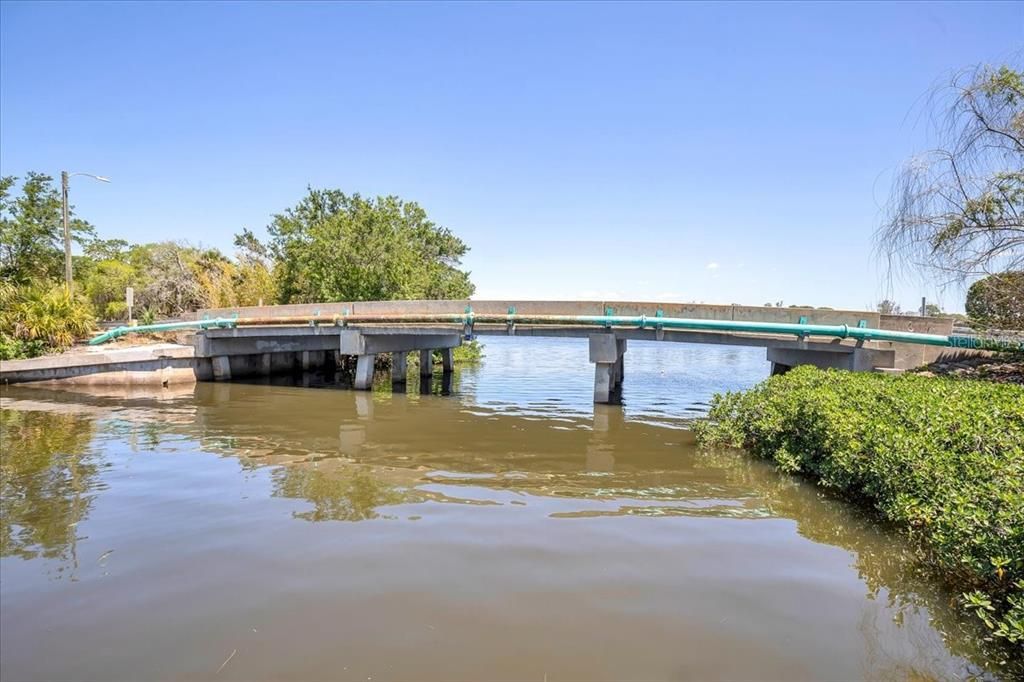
(62, 170, 111, 293)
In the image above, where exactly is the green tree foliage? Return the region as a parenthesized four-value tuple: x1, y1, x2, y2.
(966, 271, 1024, 329)
(0, 173, 94, 283)
(82, 259, 136, 320)
(2, 173, 479, 352)
(878, 64, 1023, 283)
(262, 188, 474, 303)
(695, 367, 1024, 663)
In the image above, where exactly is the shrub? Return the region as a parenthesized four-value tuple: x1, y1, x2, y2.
(453, 338, 484, 364)
(103, 301, 128, 321)
(0, 334, 48, 360)
(694, 367, 1024, 653)
(0, 282, 96, 353)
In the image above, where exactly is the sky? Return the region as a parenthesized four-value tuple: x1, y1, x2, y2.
(1, 1, 1021, 312)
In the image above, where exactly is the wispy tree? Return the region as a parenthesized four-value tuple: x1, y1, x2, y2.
(877, 64, 1023, 295)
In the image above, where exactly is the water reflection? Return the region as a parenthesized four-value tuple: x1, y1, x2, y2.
(271, 466, 406, 522)
(0, 375, 1016, 679)
(0, 409, 98, 574)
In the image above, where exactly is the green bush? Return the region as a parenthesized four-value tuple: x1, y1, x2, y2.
(694, 367, 1024, 651)
(453, 338, 484, 364)
(0, 333, 48, 360)
(0, 282, 96, 353)
(103, 300, 128, 321)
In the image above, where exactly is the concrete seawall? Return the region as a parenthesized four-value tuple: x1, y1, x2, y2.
(0, 344, 207, 386)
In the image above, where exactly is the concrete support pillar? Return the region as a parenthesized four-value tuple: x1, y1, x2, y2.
(354, 353, 375, 390)
(302, 351, 312, 371)
(593, 362, 614, 403)
(391, 352, 408, 384)
(612, 339, 626, 389)
(261, 353, 272, 376)
(419, 349, 433, 378)
(589, 334, 626, 404)
(212, 356, 232, 381)
(440, 347, 454, 373)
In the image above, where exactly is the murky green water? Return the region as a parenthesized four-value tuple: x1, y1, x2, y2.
(0, 338, 1009, 680)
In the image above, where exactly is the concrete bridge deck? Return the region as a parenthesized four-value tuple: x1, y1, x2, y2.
(187, 299, 956, 404)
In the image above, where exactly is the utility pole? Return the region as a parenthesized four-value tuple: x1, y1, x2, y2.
(920, 296, 927, 317)
(60, 171, 111, 294)
(62, 171, 72, 292)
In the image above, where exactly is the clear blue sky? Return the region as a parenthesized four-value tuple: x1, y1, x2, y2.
(2, 1, 1021, 311)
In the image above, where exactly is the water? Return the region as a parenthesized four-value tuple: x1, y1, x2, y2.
(0, 338, 1007, 680)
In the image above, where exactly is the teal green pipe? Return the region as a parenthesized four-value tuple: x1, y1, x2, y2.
(86, 310, 1020, 351)
(542, 315, 955, 347)
(468, 313, 1010, 349)
(88, 318, 237, 345)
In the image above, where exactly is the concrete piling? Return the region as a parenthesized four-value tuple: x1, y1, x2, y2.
(392, 352, 408, 384)
(589, 334, 626, 404)
(212, 356, 232, 381)
(354, 354, 376, 390)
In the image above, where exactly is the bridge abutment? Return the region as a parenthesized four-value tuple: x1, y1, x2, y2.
(766, 346, 895, 374)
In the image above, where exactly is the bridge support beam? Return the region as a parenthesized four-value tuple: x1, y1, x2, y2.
(590, 334, 626, 404)
(419, 349, 433, 378)
(440, 347, 454, 374)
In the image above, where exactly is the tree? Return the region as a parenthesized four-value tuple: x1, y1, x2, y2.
(82, 259, 136, 319)
(260, 188, 474, 303)
(876, 299, 902, 315)
(129, 242, 239, 316)
(0, 172, 94, 284)
(965, 271, 1024, 328)
(877, 64, 1023, 287)
(232, 229, 277, 306)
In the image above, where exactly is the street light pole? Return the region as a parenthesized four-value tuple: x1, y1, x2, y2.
(62, 171, 72, 292)
(60, 171, 110, 294)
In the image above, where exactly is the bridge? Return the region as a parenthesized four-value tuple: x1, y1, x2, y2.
(182, 300, 955, 403)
